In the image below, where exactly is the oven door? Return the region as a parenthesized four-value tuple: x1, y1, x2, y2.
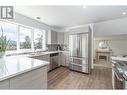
(114, 68, 125, 89)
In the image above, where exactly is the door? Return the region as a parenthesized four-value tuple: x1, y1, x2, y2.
(78, 33, 88, 59)
(69, 34, 78, 57)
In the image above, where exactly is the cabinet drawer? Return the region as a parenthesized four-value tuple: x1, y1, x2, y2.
(0, 79, 9, 89)
(10, 66, 47, 89)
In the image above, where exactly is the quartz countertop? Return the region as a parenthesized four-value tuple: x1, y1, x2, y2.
(0, 56, 49, 82)
(27, 50, 69, 57)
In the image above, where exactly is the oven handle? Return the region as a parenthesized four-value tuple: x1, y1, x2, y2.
(114, 69, 124, 82)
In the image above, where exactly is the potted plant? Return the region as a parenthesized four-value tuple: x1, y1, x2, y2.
(0, 26, 7, 58)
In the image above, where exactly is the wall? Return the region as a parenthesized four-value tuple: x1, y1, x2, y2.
(94, 17, 127, 37)
(94, 38, 127, 58)
(8, 13, 54, 44)
(63, 25, 90, 45)
(93, 17, 127, 59)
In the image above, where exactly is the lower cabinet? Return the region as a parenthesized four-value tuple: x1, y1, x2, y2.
(0, 80, 9, 89)
(9, 66, 47, 89)
(31, 55, 50, 72)
(0, 66, 47, 89)
(61, 52, 69, 67)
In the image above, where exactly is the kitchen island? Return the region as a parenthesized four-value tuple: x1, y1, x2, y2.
(0, 56, 49, 89)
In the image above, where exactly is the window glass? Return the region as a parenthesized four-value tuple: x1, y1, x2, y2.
(0, 21, 17, 51)
(19, 26, 32, 49)
(34, 29, 46, 50)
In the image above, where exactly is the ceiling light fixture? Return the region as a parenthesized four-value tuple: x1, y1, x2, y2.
(36, 17, 41, 20)
(122, 12, 126, 15)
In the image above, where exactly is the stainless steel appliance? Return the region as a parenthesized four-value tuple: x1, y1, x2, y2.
(112, 60, 127, 89)
(69, 32, 91, 73)
(50, 53, 59, 70)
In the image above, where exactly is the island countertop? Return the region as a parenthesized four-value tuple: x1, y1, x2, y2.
(0, 56, 49, 82)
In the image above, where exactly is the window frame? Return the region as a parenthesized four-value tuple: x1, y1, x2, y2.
(33, 29, 46, 51)
(0, 19, 47, 55)
(18, 25, 33, 52)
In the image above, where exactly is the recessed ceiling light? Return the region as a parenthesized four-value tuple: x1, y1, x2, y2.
(122, 12, 126, 15)
(36, 17, 41, 20)
(83, 5, 87, 8)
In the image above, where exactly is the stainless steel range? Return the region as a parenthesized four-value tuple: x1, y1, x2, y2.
(112, 60, 127, 89)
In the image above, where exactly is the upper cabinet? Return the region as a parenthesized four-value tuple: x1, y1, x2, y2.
(51, 30, 58, 44)
(47, 30, 65, 44)
(57, 32, 64, 44)
(47, 30, 58, 44)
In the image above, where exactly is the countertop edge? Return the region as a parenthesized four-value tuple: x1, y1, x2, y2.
(0, 61, 49, 82)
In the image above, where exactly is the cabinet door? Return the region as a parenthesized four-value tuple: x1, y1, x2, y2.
(33, 56, 43, 60)
(0, 80, 9, 89)
(10, 66, 47, 89)
(51, 31, 57, 44)
(32, 55, 50, 72)
(58, 52, 62, 66)
(61, 53, 66, 66)
(42, 55, 50, 62)
(42, 55, 50, 71)
(65, 52, 69, 67)
(61, 52, 69, 67)
(57, 32, 64, 44)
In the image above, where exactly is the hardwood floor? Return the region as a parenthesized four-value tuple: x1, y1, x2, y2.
(94, 59, 112, 68)
(48, 66, 112, 89)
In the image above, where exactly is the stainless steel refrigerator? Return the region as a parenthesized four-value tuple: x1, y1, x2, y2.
(69, 32, 91, 73)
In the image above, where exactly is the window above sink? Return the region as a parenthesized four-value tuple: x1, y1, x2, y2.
(0, 20, 47, 55)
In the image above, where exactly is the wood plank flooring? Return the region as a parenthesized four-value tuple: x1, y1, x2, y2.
(48, 66, 112, 89)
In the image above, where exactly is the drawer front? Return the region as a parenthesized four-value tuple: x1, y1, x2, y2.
(70, 57, 88, 65)
(10, 66, 47, 89)
(69, 63, 88, 73)
(0, 80, 9, 89)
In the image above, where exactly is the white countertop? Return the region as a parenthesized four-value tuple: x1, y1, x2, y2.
(27, 50, 69, 57)
(111, 56, 127, 61)
(0, 56, 49, 82)
(0, 50, 68, 82)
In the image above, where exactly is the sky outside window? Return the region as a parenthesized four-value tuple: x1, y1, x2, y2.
(0, 21, 17, 50)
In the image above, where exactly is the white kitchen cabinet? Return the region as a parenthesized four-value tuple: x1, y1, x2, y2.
(10, 66, 47, 89)
(0, 79, 9, 89)
(51, 30, 58, 44)
(64, 32, 69, 45)
(61, 52, 69, 67)
(32, 55, 50, 62)
(31, 55, 50, 71)
(57, 32, 64, 44)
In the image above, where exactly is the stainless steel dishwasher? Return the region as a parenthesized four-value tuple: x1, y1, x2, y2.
(50, 53, 59, 70)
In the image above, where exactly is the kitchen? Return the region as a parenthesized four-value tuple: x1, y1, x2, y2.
(0, 6, 127, 90)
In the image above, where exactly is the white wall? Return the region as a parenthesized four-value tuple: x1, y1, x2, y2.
(93, 17, 127, 59)
(10, 13, 52, 31)
(94, 17, 127, 37)
(8, 13, 54, 44)
(94, 38, 127, 58)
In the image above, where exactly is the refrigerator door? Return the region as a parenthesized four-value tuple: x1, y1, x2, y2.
(69, 33, 89, 73)
(78, 33, 88, 58)
(69, 34, 78, 57)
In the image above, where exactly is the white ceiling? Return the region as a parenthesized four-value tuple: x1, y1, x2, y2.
(15, 6, 127, 29)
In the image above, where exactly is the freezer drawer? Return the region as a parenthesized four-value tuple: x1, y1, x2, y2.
(69, 63, 88, 73)
(70, 57, 88, 65)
